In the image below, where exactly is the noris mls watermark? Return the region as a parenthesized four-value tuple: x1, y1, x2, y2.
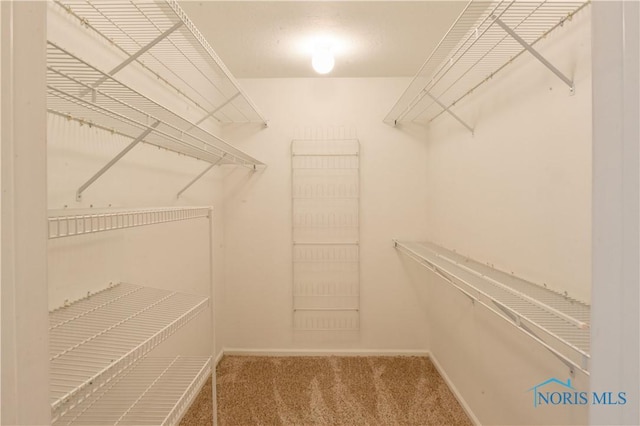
(528, 378, 627, 408)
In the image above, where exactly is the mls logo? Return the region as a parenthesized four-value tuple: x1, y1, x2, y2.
(528, 378, 627, 407)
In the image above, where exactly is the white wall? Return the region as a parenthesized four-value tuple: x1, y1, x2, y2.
(1, 2, 50, 425)
(590, 1, 640, 424)
(413, 6, 592, 425)
(220, 77, 430, 352)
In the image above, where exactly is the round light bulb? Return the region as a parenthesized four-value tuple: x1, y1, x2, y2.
(312, 48, 334, 74)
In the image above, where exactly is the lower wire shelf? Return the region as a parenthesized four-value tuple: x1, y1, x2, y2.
(52, 356, 211, 426)
(49, 283, 209, 421)
(394, 240, 590, 375)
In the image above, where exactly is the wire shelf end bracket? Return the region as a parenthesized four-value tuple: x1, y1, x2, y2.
(491, 15, 575, 94)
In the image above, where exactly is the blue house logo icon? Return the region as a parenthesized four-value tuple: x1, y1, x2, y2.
(527, 378, 575, 407)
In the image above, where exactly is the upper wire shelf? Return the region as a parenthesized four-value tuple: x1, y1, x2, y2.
(49, 282, 209, 422)
(394, 240, 590, 375)
(52, 356, 211, 426)
(48, 207, 210, 239)
(385, 0, 589, 128)
(47, 42, 263, 169)
(53, 0, 267, 126)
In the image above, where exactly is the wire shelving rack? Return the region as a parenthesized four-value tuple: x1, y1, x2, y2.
(47, 42, 263, 169)
(52, 356, 211, 426)
(48, 207, 210, 239)
(52, 0, 267, 126)
(394, 240, 590, 375)
(49, 282, 209, 422)
(385, 1, 590, 131)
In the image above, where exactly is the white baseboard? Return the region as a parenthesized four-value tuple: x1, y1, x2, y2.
(427, 351, 481, 426)
(221, 348, 430, 357)
(214, 349, 225, 366)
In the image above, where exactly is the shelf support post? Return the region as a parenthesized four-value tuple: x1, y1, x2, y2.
(76, 120, 160, 201)
(176, 154, 225, 198)
(492, 16, 575, 92)
(425, 91, 474, 135)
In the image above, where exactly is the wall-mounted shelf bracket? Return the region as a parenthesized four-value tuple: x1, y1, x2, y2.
(80, 21, 184, 98)
(191, 93, 242, 129)
(177, 154, 225, 198)
(492, 16, 575, 93)
(425, 91, 474, 135)
(492, 299, 576, 376)
(76, 120, 160, 201)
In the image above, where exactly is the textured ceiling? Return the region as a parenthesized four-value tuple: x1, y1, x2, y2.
(178, 1, 467, 78)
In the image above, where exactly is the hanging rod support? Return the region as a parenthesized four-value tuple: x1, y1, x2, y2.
(425, 91, 474, 135)
(81, 21, 184, 97)
(190, 92, 242, 130)
(492, 16, 574, 92)
(76, 121, 160, 201)
(177, 154, 226, 198)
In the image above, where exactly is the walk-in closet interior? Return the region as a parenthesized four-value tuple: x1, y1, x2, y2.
(1, 0, 639, 425)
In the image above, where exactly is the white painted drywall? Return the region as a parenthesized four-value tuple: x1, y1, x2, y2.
(1, 2, 50, 424)
(590, 1, 640, 424)
(220, 77, 430, 352)
(414, 6, 592, 425)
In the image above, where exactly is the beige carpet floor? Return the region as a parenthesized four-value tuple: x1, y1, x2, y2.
(181, 356, 471, 426)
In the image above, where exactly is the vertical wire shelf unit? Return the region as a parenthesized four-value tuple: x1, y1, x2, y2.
(384, 0, 590, 131)
(292, 139, 360, 331)
(48, 207, 213, 424)
(394, 240, 590, 375)
(48, 0, 267, 201)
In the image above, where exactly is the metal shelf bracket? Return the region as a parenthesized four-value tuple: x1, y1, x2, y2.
(76, 120, 160, 201)
(191, 93, 241, 129)
(492, 16, 575, 93)
(79, 21, 184, 98)
(425, 91, 474, 135)
(176, 154, 225, 198)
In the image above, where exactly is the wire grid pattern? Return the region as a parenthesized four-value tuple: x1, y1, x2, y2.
(53, 0, 266, 124)
(48, 207, 210, 239)
(419, 240, 590, 323)
(52, 356, 211, 426)
(292, 139, 360, 331)
(385, 0, 589, 124)
(395, 241, 590, 370)
(47, 42, 263, 168)
(49, 283, 209, 420)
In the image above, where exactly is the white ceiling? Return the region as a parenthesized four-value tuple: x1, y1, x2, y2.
(178, 1, 467, 78)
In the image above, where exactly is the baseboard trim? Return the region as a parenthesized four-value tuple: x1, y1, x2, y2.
(427, 351, 481, 426)
(221, 348, 430, 357)
(214, 349, 224, 367)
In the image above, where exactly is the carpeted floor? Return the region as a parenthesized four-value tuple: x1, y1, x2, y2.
(181, 356, 471, 426)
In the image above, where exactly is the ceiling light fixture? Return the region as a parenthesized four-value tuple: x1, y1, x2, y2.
(312, 47, 334, 74)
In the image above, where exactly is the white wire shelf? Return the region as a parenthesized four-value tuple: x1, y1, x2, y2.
(53, 356, 211, 426)
(385, 1, 589, 128)
(47, 42, 263, 169)
(49, 282, 209, 422)
(394, 240, 590, 374)
(53, 0, 267, 126)
(48, 207, 210, 239)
